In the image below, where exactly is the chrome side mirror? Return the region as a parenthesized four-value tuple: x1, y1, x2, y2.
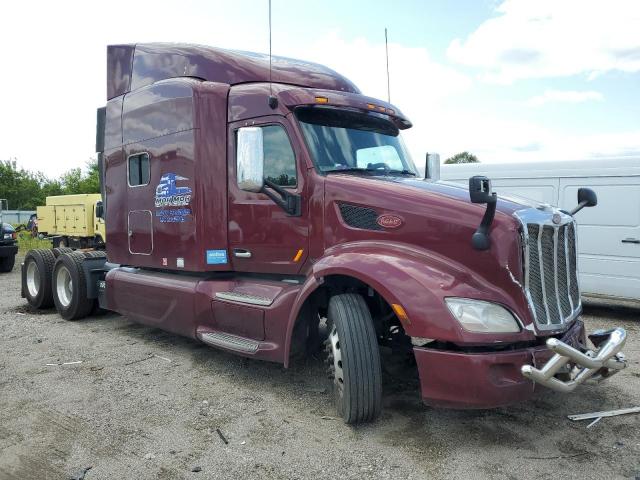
(237, 127, 264, 192)
(425, 153, 440, 181)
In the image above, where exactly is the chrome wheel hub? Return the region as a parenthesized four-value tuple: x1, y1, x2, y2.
(26, 260, 40, 298)
(56, 266, 72, 307)
(326, 324, 344, 397)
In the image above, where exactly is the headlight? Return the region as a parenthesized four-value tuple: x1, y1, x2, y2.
(445, 298, 520, 333)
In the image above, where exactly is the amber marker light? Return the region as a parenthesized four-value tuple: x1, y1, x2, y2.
(293, 249, 304, 262)
(391, 303, 411, 325)
(315, 96, 329, 104)
(366, 103, 376, 109)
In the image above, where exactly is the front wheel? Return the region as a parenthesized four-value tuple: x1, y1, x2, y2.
(325, 293, 382, 424)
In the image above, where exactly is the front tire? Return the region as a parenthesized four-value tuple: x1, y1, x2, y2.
(52, 252, 94, 320)
(22, 249, 56, 308)
(326, 293, 382, 424)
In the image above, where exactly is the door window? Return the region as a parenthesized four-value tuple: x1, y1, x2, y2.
(262, 125, 297, 187)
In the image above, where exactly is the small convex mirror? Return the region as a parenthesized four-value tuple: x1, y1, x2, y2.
(469, 176, 494, 204)
(237, 127, 264, 192)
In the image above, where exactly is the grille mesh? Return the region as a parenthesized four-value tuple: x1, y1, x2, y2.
(338, 203, 382, 231)
(567, 223, 580, 306)
(526, 225, 547, 323)
(541, 226, 561, 324)
(557, 227, 572, 318)
(525, 221, 579, 327)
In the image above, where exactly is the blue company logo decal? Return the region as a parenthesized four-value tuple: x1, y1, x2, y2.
(155, 173, 193, 207)
(206, 250, 228, 265)
(155, 173, 193, 223)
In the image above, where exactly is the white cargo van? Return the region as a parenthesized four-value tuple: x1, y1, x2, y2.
(440, 157, 640, 302)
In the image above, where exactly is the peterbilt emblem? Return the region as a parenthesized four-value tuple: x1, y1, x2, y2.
(376, 214, 403, 229)
(552, 213, 562, 225)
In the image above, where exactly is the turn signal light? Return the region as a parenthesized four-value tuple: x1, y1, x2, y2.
(391, 303, 411, 325)
(315, 96, 329, 104)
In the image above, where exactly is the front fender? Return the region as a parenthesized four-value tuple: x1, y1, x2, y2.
(283, 241, 534, 365)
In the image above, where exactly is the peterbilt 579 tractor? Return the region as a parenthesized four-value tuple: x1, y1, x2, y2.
(21, 44, 628, 423)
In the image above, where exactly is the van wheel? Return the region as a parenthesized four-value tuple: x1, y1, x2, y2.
(52, 252, 94, 320)
(0, 255, 15, 273)
(22, 249, 56, 308)
(325, 293, 382, 424)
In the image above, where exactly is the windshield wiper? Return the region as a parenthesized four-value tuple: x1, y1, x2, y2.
(324, 167, 416, 176)
(387, 169, 416, 176)
(324, 167, 380, 174)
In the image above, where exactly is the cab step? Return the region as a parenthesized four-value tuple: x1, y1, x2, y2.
(215, 291, 273, 306)
(198, 331, 260, 354)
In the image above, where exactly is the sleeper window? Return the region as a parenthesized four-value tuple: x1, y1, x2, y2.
(128, 153, 150, 186)
(263, 125, 297, 187)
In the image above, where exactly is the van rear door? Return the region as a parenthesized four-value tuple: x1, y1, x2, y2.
(560, 176, 640, 301)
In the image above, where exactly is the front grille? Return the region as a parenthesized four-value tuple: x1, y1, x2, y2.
(524, 220, 579, 327)
(338, 203, 382, 231)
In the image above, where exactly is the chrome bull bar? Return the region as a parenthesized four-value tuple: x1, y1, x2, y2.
(521, 328, 627, 393)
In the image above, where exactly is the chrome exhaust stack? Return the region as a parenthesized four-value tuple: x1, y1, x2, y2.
(521, 327, 627, 393)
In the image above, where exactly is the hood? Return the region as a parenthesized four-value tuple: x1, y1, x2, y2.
(323, 173, 528, 230)
(322, 173, 534, 327)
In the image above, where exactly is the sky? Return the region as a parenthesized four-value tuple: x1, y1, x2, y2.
(1, 0, 639, 177)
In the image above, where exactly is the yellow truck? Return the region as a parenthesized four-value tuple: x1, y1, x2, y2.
(37, 194, 105, 249)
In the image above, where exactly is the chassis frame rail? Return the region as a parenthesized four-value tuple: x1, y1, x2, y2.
(521, 328, 627, 393)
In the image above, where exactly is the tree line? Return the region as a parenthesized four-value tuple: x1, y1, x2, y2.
(0, 160, 99, 210)
(444, 152, 479, 164)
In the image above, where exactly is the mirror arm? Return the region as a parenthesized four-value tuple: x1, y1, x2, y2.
(569, 200, 589, 216)
(472, 194, 497, 251)
(262, 179, 302, 216)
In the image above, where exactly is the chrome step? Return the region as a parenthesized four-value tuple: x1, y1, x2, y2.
(215, 291, 273, 306)
(198, 331, 259, 353)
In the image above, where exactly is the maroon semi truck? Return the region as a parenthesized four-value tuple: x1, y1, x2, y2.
(21, 44, 628, 423)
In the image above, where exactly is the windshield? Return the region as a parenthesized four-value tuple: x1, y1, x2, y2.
(296, 107, 418, 176)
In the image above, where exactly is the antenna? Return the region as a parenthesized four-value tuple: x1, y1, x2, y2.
(267, 0, 278, 109)
(385, 27, 391, 104)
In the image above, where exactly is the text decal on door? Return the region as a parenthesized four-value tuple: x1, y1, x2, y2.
(206, 250, 228, 265)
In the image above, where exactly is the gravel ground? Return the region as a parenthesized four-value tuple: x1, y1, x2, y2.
(1, 256, 639, 480)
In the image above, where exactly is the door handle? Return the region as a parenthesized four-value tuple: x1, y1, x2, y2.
(128, 230, 133, 237)
(233, 249, 252, 258)
(621, 238, 640, 244)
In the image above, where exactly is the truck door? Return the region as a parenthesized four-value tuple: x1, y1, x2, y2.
(127, 152, 153, 255)
(227, 118, 309, 274)
(560, 175, 640, 300)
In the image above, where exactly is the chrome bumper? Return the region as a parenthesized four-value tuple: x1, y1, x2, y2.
(521, 328, 627, 393)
